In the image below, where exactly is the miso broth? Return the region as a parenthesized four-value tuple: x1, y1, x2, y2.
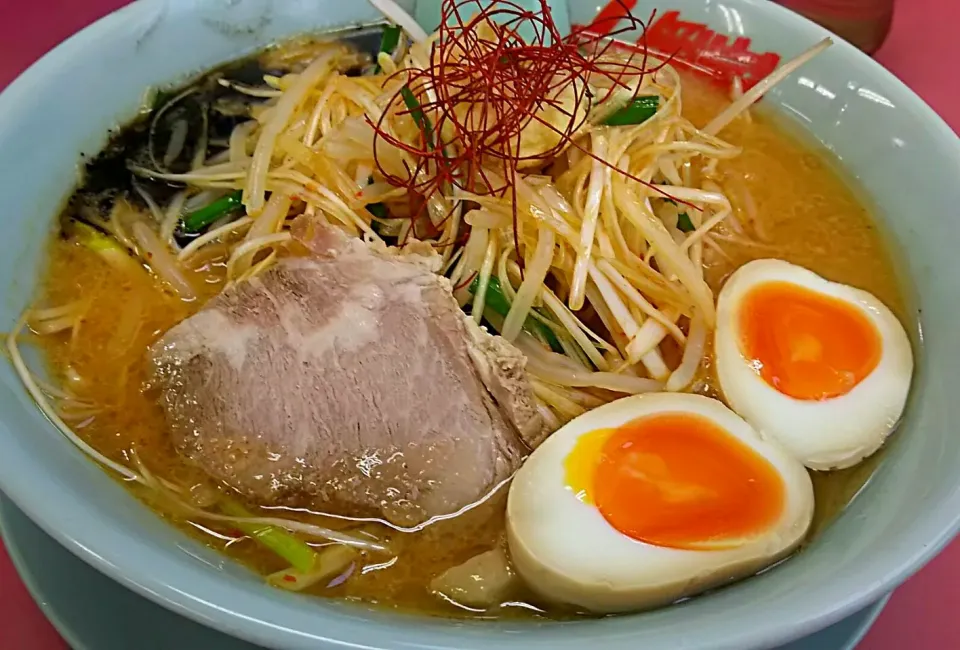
(27, 34, 907, 619)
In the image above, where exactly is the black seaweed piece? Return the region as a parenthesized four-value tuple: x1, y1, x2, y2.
(71, 25, 390, 230)
(73, 68, 275, 226)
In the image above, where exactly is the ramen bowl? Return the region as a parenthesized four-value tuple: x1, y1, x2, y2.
(0, 0, 956, 648)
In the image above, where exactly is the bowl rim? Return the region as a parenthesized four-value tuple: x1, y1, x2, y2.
(1, 1, 959, 649)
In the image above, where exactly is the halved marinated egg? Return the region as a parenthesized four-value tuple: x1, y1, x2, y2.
(715, 259, 913, 470)
(506, 392, 813, 613)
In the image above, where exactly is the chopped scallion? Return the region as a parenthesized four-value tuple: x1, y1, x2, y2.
(67, 220, 122, 253)
(677, 212, 695, 233)
(267, 544, 358, 592)
(220, 499, 318, 574)
(64, 220, 141, 272)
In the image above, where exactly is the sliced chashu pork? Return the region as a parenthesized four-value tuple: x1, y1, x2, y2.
(149, 220, 545, 526)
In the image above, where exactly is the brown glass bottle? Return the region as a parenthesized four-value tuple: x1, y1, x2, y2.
(776, 0, 895, 54)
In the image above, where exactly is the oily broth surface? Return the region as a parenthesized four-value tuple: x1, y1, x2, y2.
(38, 235, 514, 614)
(680, 73, 904, 539)
(33, 70, 904, 618)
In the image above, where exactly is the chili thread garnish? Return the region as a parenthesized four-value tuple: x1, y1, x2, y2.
(367, 0, 689, 264)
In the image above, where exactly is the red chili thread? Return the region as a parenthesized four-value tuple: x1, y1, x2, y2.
(367, 0, 690, 264)
(454, 269, 479, 292)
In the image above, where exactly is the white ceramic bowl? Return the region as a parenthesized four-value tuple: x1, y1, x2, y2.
(0, 1, 958, 649)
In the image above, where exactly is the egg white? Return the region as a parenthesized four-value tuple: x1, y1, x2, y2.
(506, 392, 814, 614)
(715, 259, 913, 471)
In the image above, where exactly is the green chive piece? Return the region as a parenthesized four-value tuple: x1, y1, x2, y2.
(181, 190, 244, 234)
(677, 212, 695, 233)
(400, 86, 435, 150)
(374, 25, 403, 73)
(468, 275, 564, 353)
(367, 202, 388, 219)
(603, 95, 660, 126)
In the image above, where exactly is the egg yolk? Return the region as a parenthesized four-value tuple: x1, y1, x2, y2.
(739, 281, 882, 400)
(565, 413, 785, 549)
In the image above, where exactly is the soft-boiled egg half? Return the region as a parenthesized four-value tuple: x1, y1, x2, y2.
(715, 259, 913, 471)
(506, 393, 813, 613)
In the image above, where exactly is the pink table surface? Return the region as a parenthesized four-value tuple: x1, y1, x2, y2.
(0, 1, 958, 649)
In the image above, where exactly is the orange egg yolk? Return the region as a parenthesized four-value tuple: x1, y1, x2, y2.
(738, 281, 882, 400)
(565, 413, 785, 549)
